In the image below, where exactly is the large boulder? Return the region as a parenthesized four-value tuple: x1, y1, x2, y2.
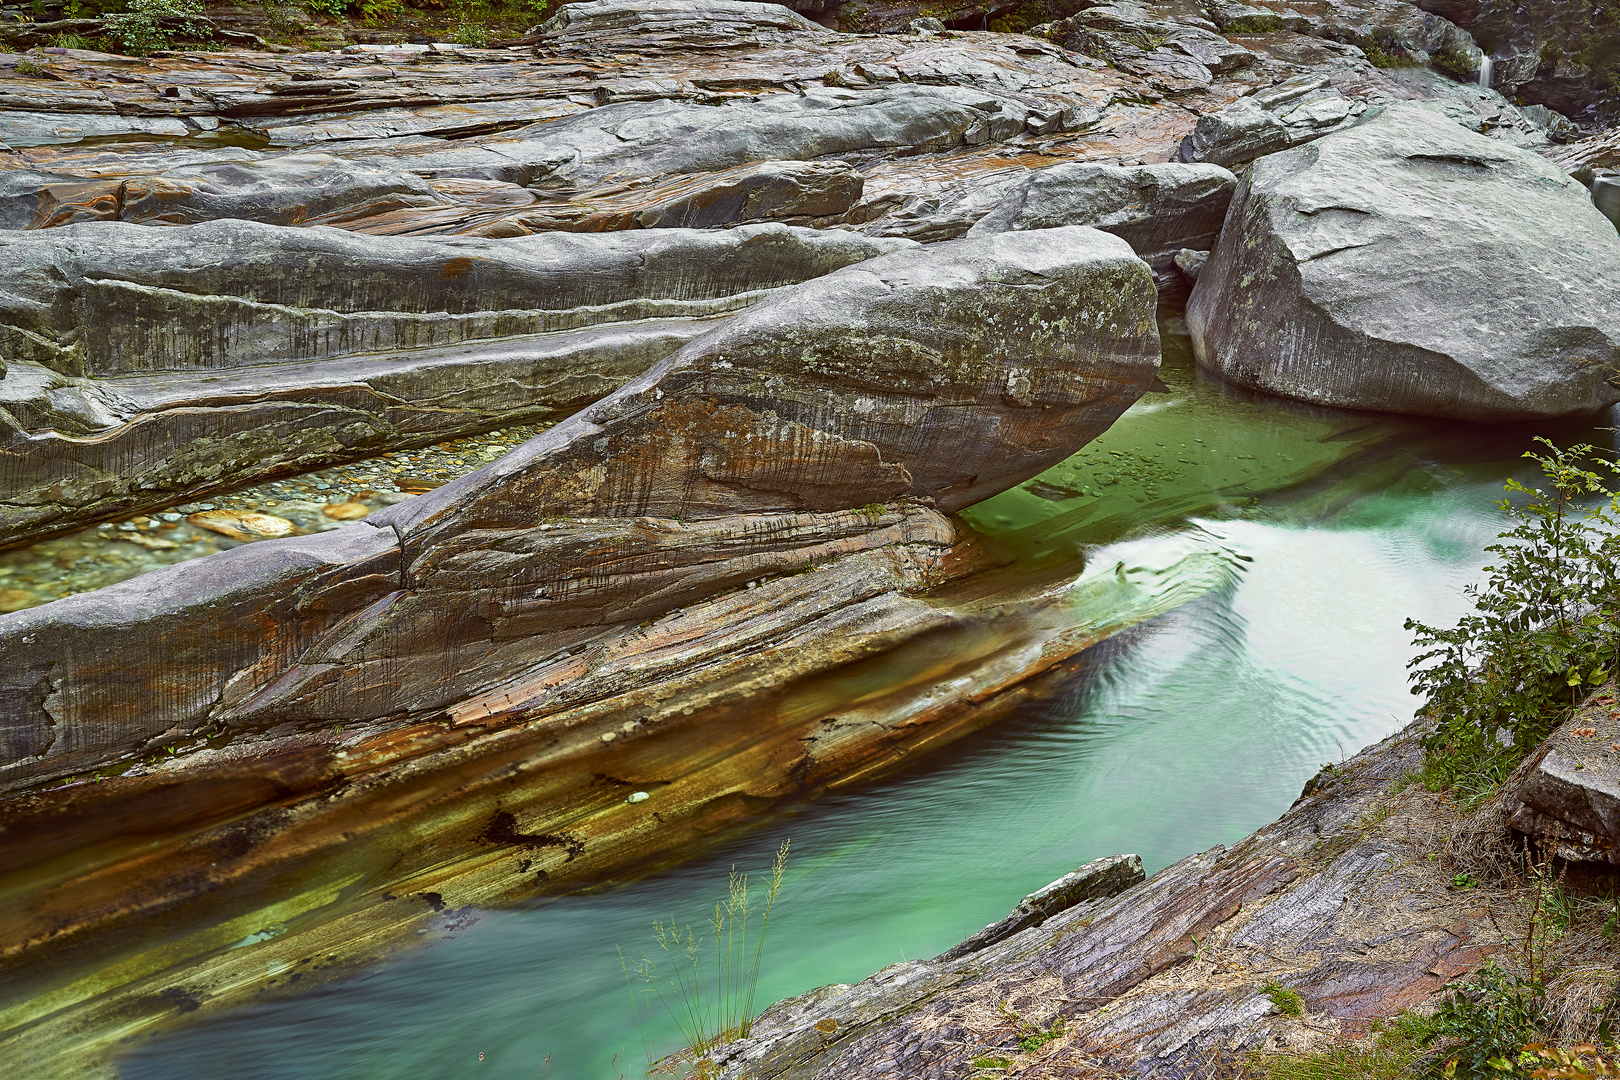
(967, 161, 1236, 290)
(0, 221, 909, 544)
(1186, 104, 1620, 422)
(0, 224, 1158, 789)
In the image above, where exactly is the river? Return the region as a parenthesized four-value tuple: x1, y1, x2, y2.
(118, 320, 1613, 1079)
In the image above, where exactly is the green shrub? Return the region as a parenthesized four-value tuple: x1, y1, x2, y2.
(1263, 980, 1305, 1017)
(104, 0, 210, 53)
(1406, 440, 1620, 798)
(1424, 965, 1547, 1078)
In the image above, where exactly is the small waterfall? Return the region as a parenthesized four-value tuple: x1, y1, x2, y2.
(1478, 55, 1494, 88)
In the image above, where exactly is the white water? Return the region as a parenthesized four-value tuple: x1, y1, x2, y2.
(1479, 55, 1494, 88)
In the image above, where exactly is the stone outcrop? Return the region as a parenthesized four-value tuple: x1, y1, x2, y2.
(0, 225, 1177, 1077)
(1177, 75, 1372, 167)
(1186, 103, 1620, 422)
(0, 153, 443, 230)
(967, 160, 1236, 290)
(682, 724, 1504, 1079)
(1502, 702, 1619, 865)
(0, 221, 908, 544)
(0, 223, 1159, 793)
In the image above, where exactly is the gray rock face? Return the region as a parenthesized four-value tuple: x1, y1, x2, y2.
(1595, 175, 1620, 233)
(0, 154, 443, 231)
(0, 221, 910, 544)
(527, 0, 823, 42)
(934, 854, 1145, 962)
(378, 87, 1027, 192)
(1186, 104, 1620, 422)
(967, 161, 1236, 289)
(1177, 75, 1370, 168)
(1036, 2, 1254, 92)
(1503, 708, 1619, 865)
(0, 225, 1159, 792)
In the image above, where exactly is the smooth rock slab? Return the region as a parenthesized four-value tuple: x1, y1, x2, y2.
(0, 223, 1159, 788)
(967, 161, 1236, 289)
(0, 153, 444, 231)
(0, 221, 909, 543)
(1186, 103, 1620, 422)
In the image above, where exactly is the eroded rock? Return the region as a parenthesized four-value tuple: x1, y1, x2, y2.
(967, 160, 1236, 289)
(1186, 103, 1620, 422)
(0, 221, 909, 544)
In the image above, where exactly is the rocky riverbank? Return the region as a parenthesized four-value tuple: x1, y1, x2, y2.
(701, 702, 1619, 1079)
(2, 0, 1620, 1074)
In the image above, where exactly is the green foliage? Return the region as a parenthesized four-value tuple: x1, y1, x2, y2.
(449, 0, 488, 44)
(51, 31, 98, 47)
(1263, 980, 1305, 1017)
(998, 1001, 1067, 1052)
(1406, 440, 1620, 798)
(1253, 1012, 1440, 1080)
(623, 841, 789, 1075)
(305, 0, 348, 19)
(1431, 44, 1480, 81)
(357, 0, 402, 24)
(1425, 965, 1547, 1079)
(971, 1057, 1015, 1071)
(1222, 13, 1283, 32)
(104, 0, 210, 53)
(1520, 1043, 1618, 1078)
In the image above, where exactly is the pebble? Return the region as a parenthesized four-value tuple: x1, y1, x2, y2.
(627, 791, 650, 804)
(189, 510, 298, 540)
(0, 423, 553, 610)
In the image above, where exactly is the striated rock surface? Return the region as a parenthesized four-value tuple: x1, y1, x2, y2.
(967, 160, 1235, 290)
(1186, 103, 1620, 422)
(687, 724, 1504, 1079)
(0, 220, 907, 544)
(1177, 75, 1371, 167)
(0, 223, 1160, 791)
(1502, 702, 1620, 865)
(0, 152, 443, 230)
(0, 225, 1177, 1077)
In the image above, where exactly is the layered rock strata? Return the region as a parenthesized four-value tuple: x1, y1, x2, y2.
(967, 160, 1236, 291)
(686, 724, 1506, 1079)
(1186, 103, 1620, 422)
(0, 221, 907, 544)
(1502, 699, 1620, 865)
(0, 225, 1168, 1076)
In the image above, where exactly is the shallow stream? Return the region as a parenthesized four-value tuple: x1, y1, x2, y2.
(116, 325, 1614, 1079)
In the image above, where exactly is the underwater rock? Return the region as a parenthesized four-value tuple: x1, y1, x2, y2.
(1186, 103, 1620, 422)
(967, 161, 1236, 290)
(0, 220, 907, 544)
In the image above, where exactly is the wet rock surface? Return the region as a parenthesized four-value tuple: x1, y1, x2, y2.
(0, 220, 903, 544)
(1186, 103, 1620, 422)
(696, 725, 1505, 1079)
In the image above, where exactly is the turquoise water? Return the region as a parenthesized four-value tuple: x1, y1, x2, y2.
(120, 338, 1616, 1080)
